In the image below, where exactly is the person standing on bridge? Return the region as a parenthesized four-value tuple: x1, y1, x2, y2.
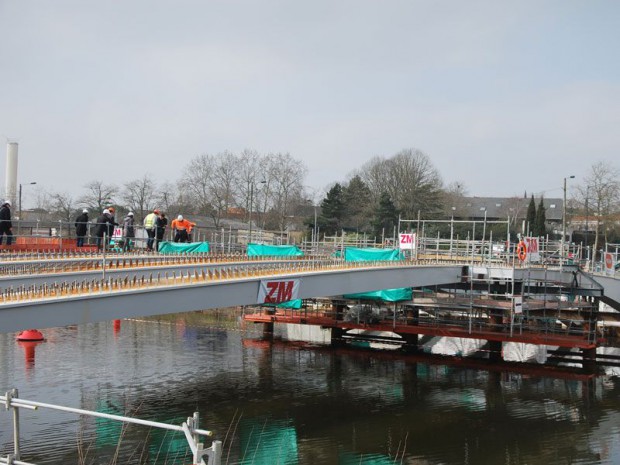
(0, 200, 13, 246)
(171, 215, 195, 243)
(74, 208, 89, 247)
(154, 212, 167, 251)
(122, 212, 135, 252)
(143, 208, 158, 251)
(106, 207, 118, 247)
(95, 209, 112, 251)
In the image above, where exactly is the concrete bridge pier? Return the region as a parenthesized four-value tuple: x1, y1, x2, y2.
(401, 306, 420, 353)
(401, 334, 419, 353)
(262, 308, 275, 340)
(330, 303, 347, 347)
(581, 297, 600, 373)
(488, 340, 503, 362)
(488, 309, 504, 362)
(581, 347, 597, 373)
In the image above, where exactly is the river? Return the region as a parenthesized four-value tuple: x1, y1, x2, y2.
(1, 311, 620, 465)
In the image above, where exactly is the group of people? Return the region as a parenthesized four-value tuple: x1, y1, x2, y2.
(0, 200, 197, 251)
(74, 207, 195, 251)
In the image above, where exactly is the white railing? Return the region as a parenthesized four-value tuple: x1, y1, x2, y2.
(1, 389, 222, 465)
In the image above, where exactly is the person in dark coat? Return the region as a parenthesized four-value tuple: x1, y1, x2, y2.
(74, 209, 89, 247)
(0, 200, 13, 246)
(106, 207, 118, 241)
(154, 212, 168, 252)
(95, 209, 112, 251)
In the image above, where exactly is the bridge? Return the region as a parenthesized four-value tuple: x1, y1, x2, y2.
(1, 250, 619, 369)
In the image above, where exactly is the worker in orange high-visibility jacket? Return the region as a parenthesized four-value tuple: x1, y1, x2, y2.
(171, 215, 196, 243)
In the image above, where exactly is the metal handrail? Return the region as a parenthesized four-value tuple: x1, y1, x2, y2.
(1, 389, 221, 465)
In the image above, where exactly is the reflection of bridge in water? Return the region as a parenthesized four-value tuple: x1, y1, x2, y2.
(1, 250, 620, 372)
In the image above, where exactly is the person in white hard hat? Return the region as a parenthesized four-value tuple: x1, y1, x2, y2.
(74, 208, 89, 247)
(170, 214, 195, 243)
(122, 212, 135, 252)
(95, 208, 113, 251)
(0, 200, 12, 246)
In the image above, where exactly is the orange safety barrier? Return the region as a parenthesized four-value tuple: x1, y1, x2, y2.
(0, 237, 97, 252)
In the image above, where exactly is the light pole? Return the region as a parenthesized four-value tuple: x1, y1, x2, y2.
(248, 180, 266, 245)
(562, 175, 575, 262)
(585, 185, 590, 266)
(19, 182, 37, 221)
(313, 204, 318, 250)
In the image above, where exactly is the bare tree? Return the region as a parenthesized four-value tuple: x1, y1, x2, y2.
(46, 191, 78, 237)
(121, 175, 157, 221)
(236, 148, 263, 222)
(48, 192, 76, 223)
(575, 161, 620, 263)
(209, 151, 239, 228)
(182, 152, 240, 228)
(358, 149, 443, 220)
(263, 152, 307, 231)
(183, 154, 214, 217)
(80, 181, 117, 213)
(157, 181, 178, 216)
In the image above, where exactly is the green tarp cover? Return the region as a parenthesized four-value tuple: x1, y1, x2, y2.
(344, 247, 403, 262)
(264, 299, 303, 309)
(157, 241, 210, 254)
(247, 243, 304, 256)
(343, 247, 408, 301)
(344, 287, 412, 302)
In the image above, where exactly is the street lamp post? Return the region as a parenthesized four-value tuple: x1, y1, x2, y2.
(313, 204, 318, 251)
(562, 175, 575, 263)
(585, 185, 589, 267)
(248, 180, 266, 245)
(19, 182, 37, 222)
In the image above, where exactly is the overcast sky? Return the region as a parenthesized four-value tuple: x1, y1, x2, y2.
(1, 1, 618, 206)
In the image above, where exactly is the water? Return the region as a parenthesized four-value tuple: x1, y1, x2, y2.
(2, 312, 620, 465)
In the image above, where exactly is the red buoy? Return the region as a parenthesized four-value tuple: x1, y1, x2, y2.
(16, 329, 45, 341)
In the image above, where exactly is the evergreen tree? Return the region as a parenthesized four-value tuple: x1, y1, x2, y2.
(526, 195, 536, 235)
(371, 192, 399, 239)
(535, 197, 547, 236)
(342, 175, 373, 233)
(318, 183, 345, 237)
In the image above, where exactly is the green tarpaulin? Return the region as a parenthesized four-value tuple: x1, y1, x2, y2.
(343, 247, 409, 301)
(264, 299, 303, 309)
(344, 287, 412, 302)
(247, 243, 304, 257)
(157, 241, 210, 254)
(344, 247, 403, 262)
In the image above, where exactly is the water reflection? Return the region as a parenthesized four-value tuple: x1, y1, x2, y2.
(1, 314, 620, 464)
(17, 340, 43, 371)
